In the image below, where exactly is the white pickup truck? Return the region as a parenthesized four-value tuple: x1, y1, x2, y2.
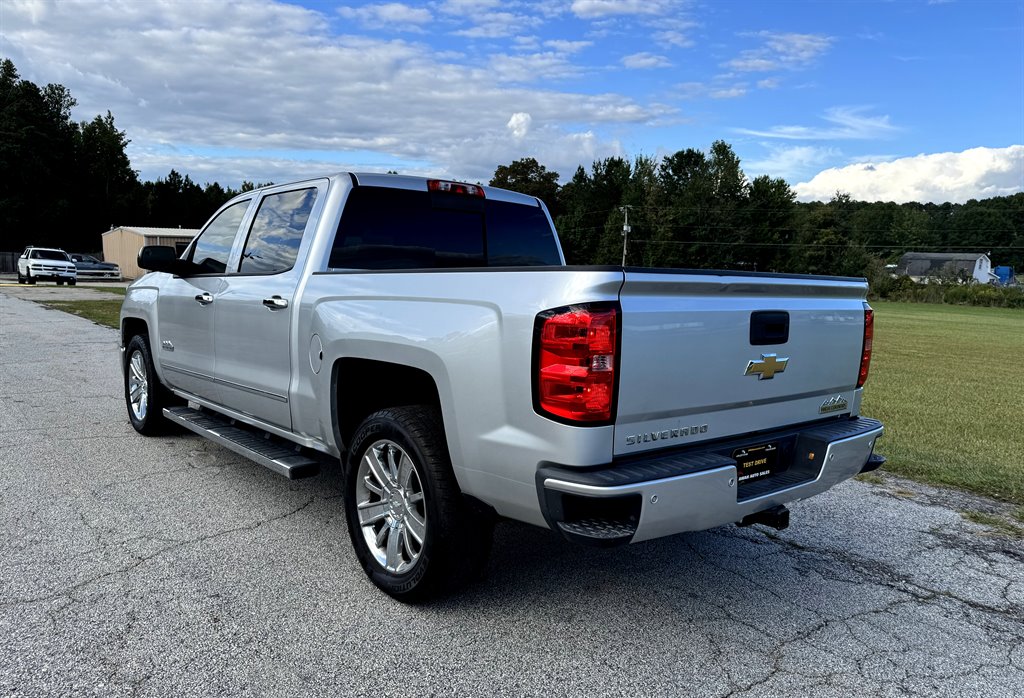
(120, 173, 884, 600)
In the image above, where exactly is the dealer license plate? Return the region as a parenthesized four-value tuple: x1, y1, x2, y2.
(732, 442, 779, 484)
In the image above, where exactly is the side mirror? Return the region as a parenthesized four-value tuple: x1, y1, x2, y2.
(138, 245, 201, 276)
(138, 245, 178, 272)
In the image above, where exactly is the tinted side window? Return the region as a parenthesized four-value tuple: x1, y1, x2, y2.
(485, 200, 560, 266)
(189, 200, 249, 273)
(238, 188, 318, 274)
(330, 187, 484, 270)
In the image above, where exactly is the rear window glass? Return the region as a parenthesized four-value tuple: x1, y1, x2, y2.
(328, 186, 559, 270)
(238, 187, 318, 274)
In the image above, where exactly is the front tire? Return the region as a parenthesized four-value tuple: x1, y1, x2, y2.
(344, 406, 493, 602)
(68, 279, 76, 286)
(124, 334, 175, 435)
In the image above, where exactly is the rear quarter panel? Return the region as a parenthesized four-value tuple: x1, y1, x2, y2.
(295, 269, 624, 526)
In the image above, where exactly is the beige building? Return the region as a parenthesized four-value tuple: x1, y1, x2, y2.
(101, 226, 199, 279)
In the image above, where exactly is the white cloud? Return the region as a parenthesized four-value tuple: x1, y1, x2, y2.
(726, 31, 833, 72)
(675, 82, 706, 99)
(756, 78, 779, 89)
(452, 11, 543, 38)
(544, 39, 593, 54)
(675, 80, 747, 100)
(3, 0, 669, 185)
(489, 52, 583, 82)
(571, 1, 671, 19)
(794, 146, 1024, 203)
(653, 29, 695, 48)
(728, 57, 776, 72)
(128, 149, 402, 187)
(745, 144, 841, 181)
(507, 112, 532, 138)
(709, 85, 746, 99)
(621, 52, 671, 69)
(736, 106, 900, 140)
(337, 3, 432, 33)
(440, 0, 500, 13)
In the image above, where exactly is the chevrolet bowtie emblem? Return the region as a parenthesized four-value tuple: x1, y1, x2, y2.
(744, 353, 789, 380)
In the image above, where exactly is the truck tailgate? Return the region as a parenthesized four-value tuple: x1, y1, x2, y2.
(614, 270, 869, 457)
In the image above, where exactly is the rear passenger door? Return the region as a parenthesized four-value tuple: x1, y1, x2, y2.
(212, 182, 325, 429)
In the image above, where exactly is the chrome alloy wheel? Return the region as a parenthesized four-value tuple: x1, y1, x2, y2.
(355, 439, 427, 574)
(127, 349, 149, 421)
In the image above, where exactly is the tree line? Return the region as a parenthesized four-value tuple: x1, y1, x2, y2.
(492, 153, 1024, 277)
(3, 57, 1021, 279)
(1, 59, 263, 253)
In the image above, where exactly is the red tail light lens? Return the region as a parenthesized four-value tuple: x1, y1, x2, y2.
(857, 303, 874, 388)
(535, 304, 618, 423)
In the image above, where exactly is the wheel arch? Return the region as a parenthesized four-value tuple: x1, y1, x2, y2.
(121, 316, 149, 348)
(331, 357, 445, 454)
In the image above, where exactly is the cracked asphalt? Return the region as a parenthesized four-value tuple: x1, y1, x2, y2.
(2, 290, 1023, 697)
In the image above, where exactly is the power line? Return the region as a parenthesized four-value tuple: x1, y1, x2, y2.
(628, 239, 1024, 250)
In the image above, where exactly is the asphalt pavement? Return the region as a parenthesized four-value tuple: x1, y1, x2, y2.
(2, 290, 1022, 697)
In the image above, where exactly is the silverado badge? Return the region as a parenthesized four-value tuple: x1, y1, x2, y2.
(819, 395, 849, 414)
(744, 353, 788, 380)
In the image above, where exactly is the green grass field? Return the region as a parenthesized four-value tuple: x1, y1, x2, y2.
(42, 299, 122, 329)
(39, 286, 126, 328)
(862, 301, 1024, 505)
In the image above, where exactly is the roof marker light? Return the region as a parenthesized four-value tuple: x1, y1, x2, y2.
(428, 179, 485, 198)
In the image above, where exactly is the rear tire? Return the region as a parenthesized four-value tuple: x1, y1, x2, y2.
(68, 279, 76, 286)
(124, 334, 176, 435)
(56, 280, 64, 286)
(344, 405, 493, 602)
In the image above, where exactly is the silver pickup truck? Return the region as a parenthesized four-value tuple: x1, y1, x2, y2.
(121, 172, 884, 600)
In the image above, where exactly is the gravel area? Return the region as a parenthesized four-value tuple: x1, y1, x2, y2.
(2, 290, 1022, 697)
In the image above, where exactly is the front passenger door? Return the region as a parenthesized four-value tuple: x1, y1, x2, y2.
(156, 199, 252, 400)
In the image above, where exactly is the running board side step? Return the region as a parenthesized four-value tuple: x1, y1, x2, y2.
(163, 406, 322, 479)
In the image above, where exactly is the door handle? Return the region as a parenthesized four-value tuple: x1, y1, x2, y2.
(262, 296, 289, 310)
(194, 293, 214, 305)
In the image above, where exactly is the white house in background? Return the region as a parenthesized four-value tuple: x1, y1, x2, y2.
(101, 226, 199, 279)
(897, 252, 999, 284)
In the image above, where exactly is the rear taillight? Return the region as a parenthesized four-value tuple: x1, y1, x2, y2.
(534, 304, 619, 424)
(857, 303, 874, 388)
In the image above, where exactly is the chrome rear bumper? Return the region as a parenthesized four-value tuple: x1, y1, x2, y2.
(538, 417, 884, 545)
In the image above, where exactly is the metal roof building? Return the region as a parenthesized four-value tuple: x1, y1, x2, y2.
(102, 226, 199, 279)
(897, 252, 998, 284)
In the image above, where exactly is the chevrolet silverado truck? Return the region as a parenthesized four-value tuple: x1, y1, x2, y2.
(120, 173, 884, 600)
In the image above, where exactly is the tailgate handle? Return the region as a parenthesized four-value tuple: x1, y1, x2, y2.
(750, 311, 789, 346)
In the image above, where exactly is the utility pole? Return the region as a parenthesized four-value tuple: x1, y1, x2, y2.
(620, 205, 632, 267)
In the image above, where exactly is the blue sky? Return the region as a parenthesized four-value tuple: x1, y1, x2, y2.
(2, 0, 1022, 201)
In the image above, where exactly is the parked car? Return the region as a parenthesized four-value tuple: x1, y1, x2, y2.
(17, 247, 77, 285)
(70, 253, 122, 280)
